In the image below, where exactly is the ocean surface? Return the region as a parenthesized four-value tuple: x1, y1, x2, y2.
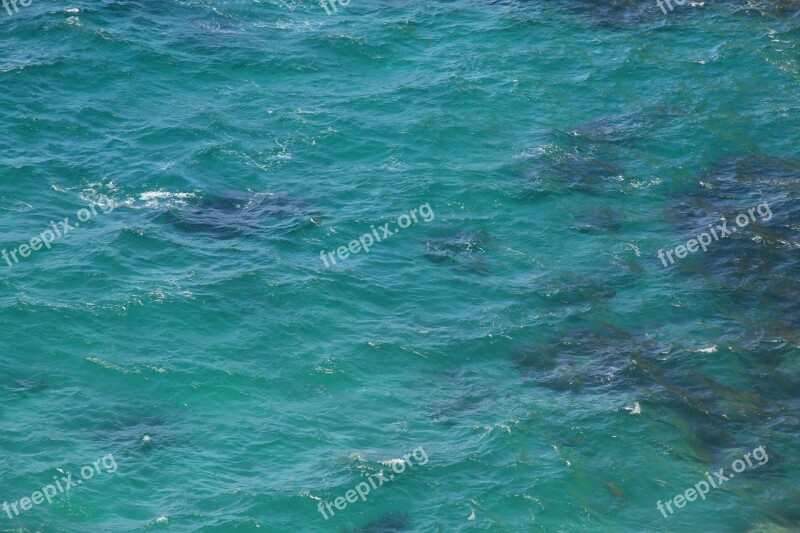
(1, 0, 800, 531)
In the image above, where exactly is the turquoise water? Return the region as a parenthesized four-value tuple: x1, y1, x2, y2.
(1, 0, 800, 531)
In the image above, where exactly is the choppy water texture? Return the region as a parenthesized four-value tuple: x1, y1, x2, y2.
(1, 0, 800, 531)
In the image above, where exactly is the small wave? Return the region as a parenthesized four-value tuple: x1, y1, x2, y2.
(84, 356, 141, 374)
(0, 198, 33, 212)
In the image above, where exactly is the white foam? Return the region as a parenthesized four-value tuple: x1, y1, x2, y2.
(139, 191, 196, 201)
(137, 191, 196, 209)
(625, 402, 642, 415)
(693, 346, 718, 354)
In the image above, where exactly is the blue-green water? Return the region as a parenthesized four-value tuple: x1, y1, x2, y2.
(1, 0, 800, 531)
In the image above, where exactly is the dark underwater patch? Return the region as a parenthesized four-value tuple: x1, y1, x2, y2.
(537, 0, 660, 29)
(723, 0, 800, 19)
(351, 512, 413, 532)
(85, 412, 170, 453)
(426, 367, 499, 426)
(423, 228, 492, 274)
(510, 321, 794, 468)
(670, 155, 800, 233)
(665, 155, 800, 328)
(514, 107, 684, 199)
(521, 145, 627, 196)
(5, 377, 49, 398)
(507, 0, 797, 26)
(513, 327, 645, 394)
(154, 191, 319, 239)
(533, 271, 620, 306)
(557, 113, 651, 147)
(428, 392, 489, 426)
(569, 205, 623, 234)
(573, 0, 661, 27)
(520, 114, 646, 197)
